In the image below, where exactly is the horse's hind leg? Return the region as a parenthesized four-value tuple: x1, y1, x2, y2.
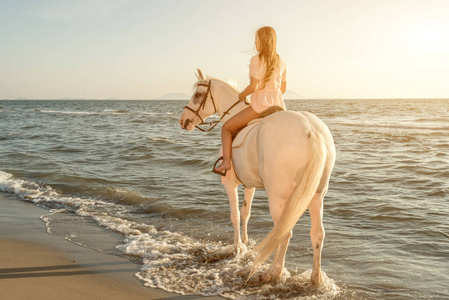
(309, 189, 327, 286)
(262, 230, 292, 282)
(260, 193, 290, 282)
(241, 187, 255, 245)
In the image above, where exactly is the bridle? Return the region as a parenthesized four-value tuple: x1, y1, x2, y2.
(183, 79, 249, 132)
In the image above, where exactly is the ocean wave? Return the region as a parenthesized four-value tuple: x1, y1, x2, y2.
(0, 170, 341, 299)
(34, 109, 99, 115)
(147, 136, 178, 144)
(94, 186, 156, 206)
(35, 108, 131, 115)
(33, 108, 176, 117)
(334, 120, 449, 131)
(141, 112, 168, 116)
(103, 108, 130, 114)
(0, 170, 60, 203)
(414, 117, 448, 123)
(0, 170, 107, 212)
(141, 111, 180, 118)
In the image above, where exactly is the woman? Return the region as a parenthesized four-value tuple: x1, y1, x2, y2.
(213, 26, 287, 176)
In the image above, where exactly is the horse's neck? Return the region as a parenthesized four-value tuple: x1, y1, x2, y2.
(213, 80, 246, 123)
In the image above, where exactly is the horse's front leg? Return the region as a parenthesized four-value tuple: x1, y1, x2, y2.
(223, 182, 243, 254)
(241, 187, 255, 245)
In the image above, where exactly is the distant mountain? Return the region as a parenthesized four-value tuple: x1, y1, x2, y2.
(154, 93, 190, 100)
(284, 90, 305, 100)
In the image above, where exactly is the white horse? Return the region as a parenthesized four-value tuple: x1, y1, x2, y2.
(179, 70, 335, 285)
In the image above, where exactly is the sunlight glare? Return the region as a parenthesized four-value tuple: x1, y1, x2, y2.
(407, 21, 449, 54)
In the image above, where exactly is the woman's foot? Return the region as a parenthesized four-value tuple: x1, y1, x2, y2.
(212, 157, 231, 176)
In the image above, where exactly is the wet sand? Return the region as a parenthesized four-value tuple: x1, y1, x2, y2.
(0, 193, 221, 300)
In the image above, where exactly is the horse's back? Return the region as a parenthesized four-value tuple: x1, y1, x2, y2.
(232, 110, 334, 189)
(257, 111, 320, 185)
(263, 110, 335, 156)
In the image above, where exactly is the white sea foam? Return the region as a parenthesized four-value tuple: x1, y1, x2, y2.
(36, 109, 99, 115)
(40, 209, 67, 234)
(34, 108, 173, 116)
(102, 109, 131, 115)
(0, 171, 60, 201)
(140, 112, 172, 116)
(34, 108, 132, 115)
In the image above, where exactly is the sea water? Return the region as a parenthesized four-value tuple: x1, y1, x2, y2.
(0, 99, 448, 299)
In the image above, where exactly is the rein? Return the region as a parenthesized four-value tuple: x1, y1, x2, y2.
(184, 80, 249, 132)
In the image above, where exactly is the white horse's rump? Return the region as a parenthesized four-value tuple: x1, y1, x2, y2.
(179, 70, 336, 286)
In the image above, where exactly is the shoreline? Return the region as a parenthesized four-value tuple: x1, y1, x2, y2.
(0, 193, 221, 300)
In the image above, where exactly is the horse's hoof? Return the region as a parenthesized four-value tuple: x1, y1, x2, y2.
(260, 272, 281, 283)
(260, 274, 272, 283)
(234, 242, 247, 256)
(310, 272, 322, 287)
(234, 244, 241, 255)
(237, 266, 249, 277)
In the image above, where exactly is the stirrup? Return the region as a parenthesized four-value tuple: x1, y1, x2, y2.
(212, 157, 227, 177)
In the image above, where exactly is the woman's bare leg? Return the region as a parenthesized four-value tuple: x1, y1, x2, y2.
(214, 106, 259, 173)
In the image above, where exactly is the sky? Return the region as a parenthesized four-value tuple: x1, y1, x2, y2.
(1, 0, 449, 100)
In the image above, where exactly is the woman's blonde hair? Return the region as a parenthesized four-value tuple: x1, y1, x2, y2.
(256, 26, 279, 88)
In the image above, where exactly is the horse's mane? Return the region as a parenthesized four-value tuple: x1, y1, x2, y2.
(193, 77, 240, 94)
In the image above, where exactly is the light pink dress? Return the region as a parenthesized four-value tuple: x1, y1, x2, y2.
(249, 54, 287, 113)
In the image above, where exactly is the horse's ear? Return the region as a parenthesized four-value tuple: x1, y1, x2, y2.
(197, 69, 206, 81)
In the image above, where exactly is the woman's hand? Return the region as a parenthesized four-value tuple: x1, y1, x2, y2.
(238, 92, 246, 102)
(238, 77, 257, 103)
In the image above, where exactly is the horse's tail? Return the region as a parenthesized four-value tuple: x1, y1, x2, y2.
(249, 128, 327, 278)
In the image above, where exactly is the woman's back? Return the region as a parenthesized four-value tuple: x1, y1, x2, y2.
(249, 55, 287, 113)
(250, 55, 287, 90)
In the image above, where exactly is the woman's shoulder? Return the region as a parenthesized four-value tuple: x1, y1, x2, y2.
(250, 54, 260, 63)
(249, 54, 262, 71)
(278, 55, 286, 68)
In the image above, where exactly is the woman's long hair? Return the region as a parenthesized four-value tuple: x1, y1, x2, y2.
(257, 26, 279, 88)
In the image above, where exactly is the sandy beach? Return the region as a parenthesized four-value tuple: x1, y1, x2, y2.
(0, 193, 221, 300)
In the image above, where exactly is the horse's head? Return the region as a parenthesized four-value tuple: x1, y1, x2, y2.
(179, 69, 218, 131)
